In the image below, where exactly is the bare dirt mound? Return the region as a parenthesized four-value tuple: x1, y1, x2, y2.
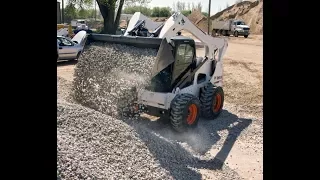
(188, 11, 206, 25)
(187, 10, 209, 33)
(211, 0, 263, 34)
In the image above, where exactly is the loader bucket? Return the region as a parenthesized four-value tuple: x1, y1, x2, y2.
(86, 33, 175, 77)
(73, 33, 175, 117)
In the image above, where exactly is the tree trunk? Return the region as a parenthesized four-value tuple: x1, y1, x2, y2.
(96, 0, 125, 34)
(113, 0, 125, 32)
(97, 0, 116, 34)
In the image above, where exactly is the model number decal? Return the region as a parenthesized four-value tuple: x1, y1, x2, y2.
(214, 76, 222, 80)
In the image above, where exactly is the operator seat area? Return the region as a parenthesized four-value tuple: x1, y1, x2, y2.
(147, 37, 198, 93)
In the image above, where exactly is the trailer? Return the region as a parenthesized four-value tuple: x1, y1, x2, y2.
(212, 19, 250, 38)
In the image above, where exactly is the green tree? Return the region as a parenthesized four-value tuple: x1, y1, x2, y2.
(151, 7, 160, 17)
(69, 0, 125, 34)
(202, 12, 208, 17)
(87, 9, 96, 18)
(64, 3, 78, 23)
(78, 8, 89, 18)
(159, 7, 171, 17)
(123, 6, 152, 16)
(181, 10, 191, 16)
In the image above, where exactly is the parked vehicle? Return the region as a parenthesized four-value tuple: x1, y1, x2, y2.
(57, 31, 87, 61)
(71, 19, 87, 28)
(212, 19, 250, 38)
(57, 24, 73, 37)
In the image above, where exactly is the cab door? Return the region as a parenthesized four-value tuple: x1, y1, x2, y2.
(172, 43, 195, 84)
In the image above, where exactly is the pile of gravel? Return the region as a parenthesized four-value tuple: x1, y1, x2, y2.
(57, 43, 173, 179)
(57, 99, 172, 180)
(73, 42, 157, 118)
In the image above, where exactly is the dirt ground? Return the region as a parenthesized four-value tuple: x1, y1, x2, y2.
(199, 35, 262, 180)
(57, 34, 263, 180)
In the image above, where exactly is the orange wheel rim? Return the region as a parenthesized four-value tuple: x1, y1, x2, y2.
(187, 104, 198, 125)
(213, 94, 222, 112)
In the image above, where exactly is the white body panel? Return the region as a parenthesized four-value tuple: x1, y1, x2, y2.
(138, 59, 213, 110)
(71, 19, 87, 28)
(58, 44, 78, 59)
(159, 13, 228, 87)
(57, 28, 69, 37)
(77, 24, 89, 30)
(136, 13, 228, 109)
(124, 12, 162, 36)
(71, 20, 77, 27)
(72, 31, 87, 46)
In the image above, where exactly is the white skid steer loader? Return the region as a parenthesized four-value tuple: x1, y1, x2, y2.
(84, 12, 228, 132)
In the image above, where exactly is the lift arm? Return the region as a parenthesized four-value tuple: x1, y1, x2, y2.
(159, 12, 228, 63)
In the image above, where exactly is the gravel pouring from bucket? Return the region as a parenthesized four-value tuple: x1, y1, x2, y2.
(73, 34, 168, 118)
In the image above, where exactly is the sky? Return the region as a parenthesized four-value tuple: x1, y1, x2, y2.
(58, 0, 239, 16)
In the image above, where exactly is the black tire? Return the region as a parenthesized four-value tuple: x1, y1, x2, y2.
(234, 31, 238, 37)
(244, 35, 248, 38)
(200, 83, 224, 119)
(170, 93, 201, 133)
(222, 30, 227, 36)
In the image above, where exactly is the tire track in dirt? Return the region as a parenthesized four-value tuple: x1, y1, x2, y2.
(226, 59, 259, 73)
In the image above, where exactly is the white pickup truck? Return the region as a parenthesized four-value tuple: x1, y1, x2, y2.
(212, 19, 250, 38)
(71, 19, 88, 29)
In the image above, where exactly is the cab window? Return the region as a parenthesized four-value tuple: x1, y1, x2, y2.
(173, 43, 194, 81)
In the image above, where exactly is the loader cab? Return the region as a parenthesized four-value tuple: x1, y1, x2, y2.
(170, 36, 197, 85)
(149, 36, 197, 92)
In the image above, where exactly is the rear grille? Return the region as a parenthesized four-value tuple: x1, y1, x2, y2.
(243, 28, 250, 30)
